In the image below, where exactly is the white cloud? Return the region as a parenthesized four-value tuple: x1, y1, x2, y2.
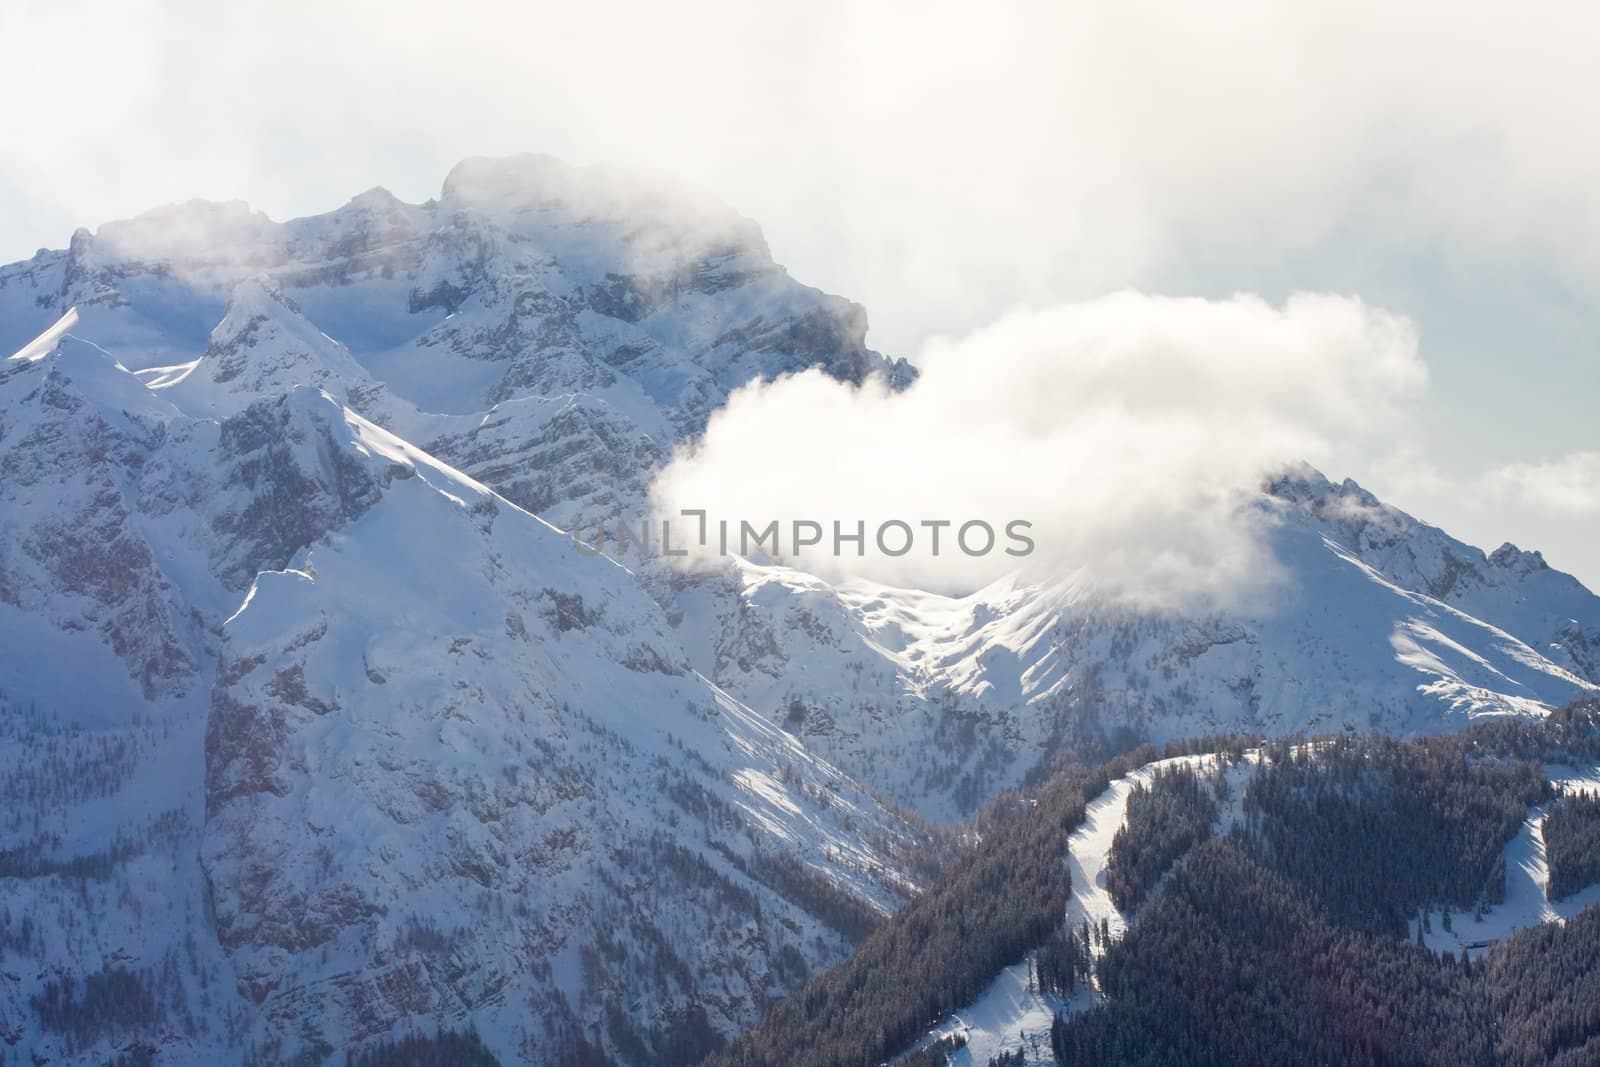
(4, 1, 1600, 355)
(3, 0, 1596, 590)
(650, 291, 1424, 607)
(1365, 443, 1456, 502)
(1485, 452, 1600, 517)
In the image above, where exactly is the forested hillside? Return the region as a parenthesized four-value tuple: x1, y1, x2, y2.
(714, 703, 1600, 1067)
(1545, 793, 1600, 901)
(703, 744, 1180, 1067)
(1053, 838, 1492, 1065)
(1056, 713, 1600, 1065)
(1105, 763, 1224, 911)
(704, 738, 1262, 1067)
(1053, 831, 1600, 1066)
(1240, 734, 1549, 933)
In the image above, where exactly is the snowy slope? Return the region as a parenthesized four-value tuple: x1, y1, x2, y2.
(201, 398, 922, 1059)
(0, 313, 926, 1064)
(2, 156, 1600, 1061)
(138, 278, 383, 418)
(674, 477, 1599, 818)
(1413, 764, 1600, 956)
(897, 753, 1257, 1066)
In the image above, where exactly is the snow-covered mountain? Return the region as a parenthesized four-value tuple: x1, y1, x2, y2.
(0, 158, 925, 1064)
(0, 154, 1596, 1062)
(0, 154, 910, 532)
(687, 468, 1600, 817)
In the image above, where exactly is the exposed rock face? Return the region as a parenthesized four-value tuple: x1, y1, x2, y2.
(0, 342, 198, 700)
(197, 408, 921, 1055)
(205, 392, 396, 590)
(0, 152, 910, 532)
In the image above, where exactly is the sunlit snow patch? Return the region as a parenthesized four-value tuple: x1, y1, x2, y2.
(7, 306, 77, 361)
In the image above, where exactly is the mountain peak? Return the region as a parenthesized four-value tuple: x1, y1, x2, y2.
(4, 157, 1594, 1065)
(92, 197, 277, 265)
(438, 153, 767, 254)
(1490, 541, 1550, 573)
(344, 185, 403, 210)
(439, 152, 568, 199)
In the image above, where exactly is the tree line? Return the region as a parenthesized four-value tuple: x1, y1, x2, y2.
(703, 746, 1166, 1067)
(1544, 791, 1600, 901)
(1105, 762, 1224, 911)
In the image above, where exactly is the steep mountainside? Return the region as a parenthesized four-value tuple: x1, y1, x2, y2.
(0, 154, 910, 531)
(0, 161, 928, 1065)
(0, 155, 1597, 1062)
(676, 472, 1599, 818)
(5, 154, 1592, 823)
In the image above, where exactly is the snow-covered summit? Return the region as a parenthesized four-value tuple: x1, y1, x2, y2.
(439, 152, 768, 260)
(0, 154, 909, 529)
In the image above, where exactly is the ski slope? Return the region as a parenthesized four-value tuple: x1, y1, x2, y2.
(904, 751, 1600, 1066)
(899, 752, 1259, 1066)
(1415, 763, 1600, 954)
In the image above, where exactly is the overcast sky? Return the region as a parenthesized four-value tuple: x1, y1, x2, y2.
(2, 0, 1596, 588)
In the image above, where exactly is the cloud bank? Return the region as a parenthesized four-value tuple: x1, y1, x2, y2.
(5, 1, 1600, 354)
(651, 292, 1424, 607)
(1485, 452, 1600, 518)
(4, 0, 1594, 588)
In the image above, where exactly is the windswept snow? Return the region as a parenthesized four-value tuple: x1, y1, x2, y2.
(6, 305, 76, 361)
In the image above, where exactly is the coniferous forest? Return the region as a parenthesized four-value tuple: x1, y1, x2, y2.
(1052, 832, 1600, 1066)
(1239, 734, 1549, 933)
(1105, 763, 1224, 911)
(709, 702, 1600, 1067)
(1544, 792, 1600, 902)
(343, 1027, 500, 1066)
(1055, 710, 1600, 1065)
(702, 760, 1117, 1067)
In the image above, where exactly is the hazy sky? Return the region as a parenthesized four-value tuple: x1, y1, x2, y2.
(2, 0, 1596, 587)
